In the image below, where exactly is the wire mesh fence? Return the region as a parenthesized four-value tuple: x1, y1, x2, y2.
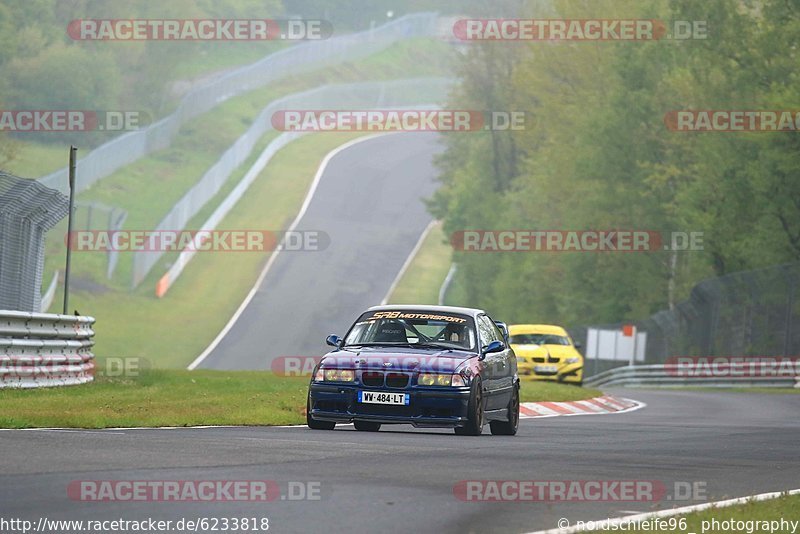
(36, 13, 439, 196)
(0, 172, 69, 312)
(573, 262, 800, 376)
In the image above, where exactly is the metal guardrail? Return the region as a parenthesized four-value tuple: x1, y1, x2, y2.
(0, 310, 96, 388)
(584, 364, 799, 389)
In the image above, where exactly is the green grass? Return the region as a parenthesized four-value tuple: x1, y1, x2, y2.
(0, 371, 308, 428)
(584, 493, 800, 533)
(0, 370, 602, 428)
(387, 221, 453, 305)
(520, 380, 600, 402)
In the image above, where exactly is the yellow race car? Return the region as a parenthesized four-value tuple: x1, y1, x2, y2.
(509, 324, 583, 385)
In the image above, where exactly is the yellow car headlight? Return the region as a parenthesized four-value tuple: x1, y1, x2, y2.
(418, 373, 454, 386)
(565, 357, 581, 364)
(319, 369, 355, 382)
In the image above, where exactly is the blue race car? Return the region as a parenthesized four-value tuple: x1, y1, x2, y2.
(307, 305, 519, 436)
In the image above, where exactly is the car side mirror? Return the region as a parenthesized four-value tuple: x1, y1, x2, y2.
(480, 340, 505, 359)
(494, 321, 510, 342)
(326, 334, 343, 348)
(573, 341, 582, 349)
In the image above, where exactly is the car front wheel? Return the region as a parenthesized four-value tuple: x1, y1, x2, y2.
(455, 377, 484, 436)
(306, 392, 335, 430)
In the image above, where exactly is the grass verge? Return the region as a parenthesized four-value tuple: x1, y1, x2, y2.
(520, 380, 600, 402)
(386, 220, 452, 305)
(584, 493, 800, 533)
(0, 371, 602, 428)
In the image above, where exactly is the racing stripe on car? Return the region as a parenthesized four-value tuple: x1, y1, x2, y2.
(520, 395, 641, 419)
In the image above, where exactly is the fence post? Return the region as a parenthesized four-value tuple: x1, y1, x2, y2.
(63, 146, 77, 315)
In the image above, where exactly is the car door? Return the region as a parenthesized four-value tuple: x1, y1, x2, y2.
(477, 314, 513, 411)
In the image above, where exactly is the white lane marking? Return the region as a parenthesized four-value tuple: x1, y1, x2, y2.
(28, 429, 126, 435)
(523, 488, 800, 534)
(381, 219, 438, 305)
(187, 133, 397, 370)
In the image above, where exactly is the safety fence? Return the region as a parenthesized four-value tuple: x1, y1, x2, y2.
(37, 13, 439, 196)
(0, 310, 95, 388)
(133, 77, 455, 288)
(584, 363, 799, 389)
(575, 262, 800, 378)
(0, 173, 69, 313)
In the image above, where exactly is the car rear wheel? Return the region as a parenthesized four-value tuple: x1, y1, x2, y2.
(354, 421, 381, 432)
(306, 392, 335, 430)
(490, 384, 519, 436)
(455, 377, 484, 436)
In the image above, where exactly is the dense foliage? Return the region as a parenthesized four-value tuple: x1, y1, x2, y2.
(430, 0, 800, 325)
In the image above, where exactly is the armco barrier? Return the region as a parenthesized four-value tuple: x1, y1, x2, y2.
(0, 310, 96, 388)
(584, 364, 798, 389)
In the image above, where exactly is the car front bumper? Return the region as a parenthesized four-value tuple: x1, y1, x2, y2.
(308, 383, 472, 427)
(519, 363, 583, 383)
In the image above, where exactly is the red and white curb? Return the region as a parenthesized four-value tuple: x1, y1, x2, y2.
(520, 395, 644, 419)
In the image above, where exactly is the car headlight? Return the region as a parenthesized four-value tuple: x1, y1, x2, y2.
(314, 368, 354, 382)
(565, 357, 581, 364)
(418, 373, 466, 387)
(516, 356, 527, 363)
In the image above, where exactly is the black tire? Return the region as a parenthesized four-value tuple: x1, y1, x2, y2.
(455, 377, 484, 436)
(354, 421, 381, 432)
(306, 392, 335, 430)
(490, 384, 519, 436)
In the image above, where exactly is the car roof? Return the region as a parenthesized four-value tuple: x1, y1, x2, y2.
(366, 304, 487, 318)
(509, 324, 568, 335)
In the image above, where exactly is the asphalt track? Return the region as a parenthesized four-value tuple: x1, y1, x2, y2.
(1, 390, 798, 533)
(198, 132, 443, 370)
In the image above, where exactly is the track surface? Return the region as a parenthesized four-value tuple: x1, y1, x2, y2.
(1, 390, 798, 533)
(199, 132, 442, 370)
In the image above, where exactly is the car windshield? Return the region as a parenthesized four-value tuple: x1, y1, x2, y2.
(510, 333, 570, 346)
(345, 310, 476, 351)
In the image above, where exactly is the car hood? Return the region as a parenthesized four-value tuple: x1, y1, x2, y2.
(512, 344, 547, 357)
(319, 346, 476, 374)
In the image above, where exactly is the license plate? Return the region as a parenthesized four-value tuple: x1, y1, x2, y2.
(358, 391, 409, 405)
(534, 365, 558, 373)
